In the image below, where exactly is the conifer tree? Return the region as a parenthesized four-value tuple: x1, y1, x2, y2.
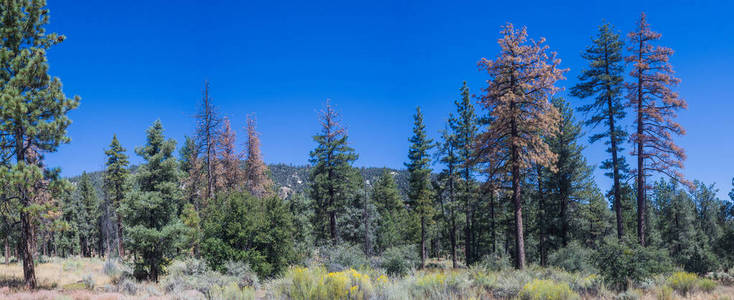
(309, 101, 359, 243)
(406, 107, 435, 268)
(476, 24, 565, 269)
(103, 135, 129, 257)
(626, 13, 689, 246)
(195, 81, 222, 202)
(437, 125, 460, 268)
(0, 0, 80, 287)
(372, 169, 409, 253)
(217, 118, 244, 193)
(245, 115, 273, 198)
(449, 81, 479, 264)
(180, 136, 204, 210)
(571, 22, 628, 240)
(77, 172, 99, 257)
(120, 120, 184, 281)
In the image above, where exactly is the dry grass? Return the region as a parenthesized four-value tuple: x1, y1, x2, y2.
(0, 257, 111, 291)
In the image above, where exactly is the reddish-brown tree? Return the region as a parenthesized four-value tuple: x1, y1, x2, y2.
(476, 23, 566, 269)
(217, 118, 244, 193)
(626, 13, 689, 246)
(244, 115, 273, 198)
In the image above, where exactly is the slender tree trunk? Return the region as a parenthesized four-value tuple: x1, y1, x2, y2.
(511, 149, 525, 269)
(5, 235, 9, 265)
(329, 211, 337, 242)
(117, 216, 125, 257)
(604, 53, 624, 240)
(420, 216, 426, 268)
(490, 190, 496, 254)
(636, 42, 646, 247)
(20, 211, 37, 289)
(536, 166, 547, 266)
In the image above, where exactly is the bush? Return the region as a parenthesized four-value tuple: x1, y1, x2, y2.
(656, 286, 674, 300)
(162, 258, 258, 295)
(668, 272, 698, 296)
(274, 266, 375, 300)
(476, 252, 512, 271)
(103, 258, 132, 283)
(593, 238, 672, 290)
(519, 279, 579, 300)
(62, 259, 82, 271)
(321, 244, 369, 272)
(224, 261, 259, 288)
(698, 278, 717, 293)
(548, 242, 596, 274)
(209, 282, 255, 300)
(82, 274, 95, 290)
(381, 245, 418, 276)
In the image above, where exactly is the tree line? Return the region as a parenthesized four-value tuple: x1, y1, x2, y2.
(1, 1, 733, 290)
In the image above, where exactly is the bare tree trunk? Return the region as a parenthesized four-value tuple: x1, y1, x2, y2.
(636, 44, 646, 247)
(420, 216, 426, 268)
(4, 235, 9, 265)
(20, 211, 37, 289)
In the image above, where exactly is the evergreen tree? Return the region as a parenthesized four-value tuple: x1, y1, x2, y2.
(449, 81, 480, 264)
(626, 13, 689, 246)
(244, 115, 273, 198)
(120, 120, 184, 281)
(372, 169, 411, 253)
(476, 24, 566, 269)
(217, 118, 244, 193)
(195, 81, 222, 201)
(77, 172, 99, 257)
(437, 125, 461, 268)
(103, 135, 129, 257)
(309, 101, 359, 243)
(405, 107, 435, 268)
(0, 0, 79, 288)
(201, 192, 295, 277)
(180, 136, 204, 210)
(570, 22, 628, 240)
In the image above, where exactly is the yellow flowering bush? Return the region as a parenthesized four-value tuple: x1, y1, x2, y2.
(277, 266, 375, 300)
(519, 279, 580, 300)
(668, 272, 698, 295)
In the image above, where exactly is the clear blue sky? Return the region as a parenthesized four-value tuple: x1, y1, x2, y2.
(42, 1, 734, 199)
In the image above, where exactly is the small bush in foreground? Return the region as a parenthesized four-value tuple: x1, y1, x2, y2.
(668, 272, 698, 295)
(381, 245, 418, 276)
(519, 279, 580, 300)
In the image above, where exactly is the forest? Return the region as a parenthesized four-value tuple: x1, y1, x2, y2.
(1, 1, 734, 300)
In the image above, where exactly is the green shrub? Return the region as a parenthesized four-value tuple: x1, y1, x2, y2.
(322, 244, 369, 272)
(593, 238, 672, 290)
(656, 286, 674, 300)
(274, 266, 375, 300)
(548, 242, 596, 274)
(698, 278, 717, 293)
(381, 245, 418, 276)
(518, 279, 579, 300)
(62, 259, 82, 271)
(476, 252, 512, 271)
(103, 258, 132, 283)
(668, 272, 698, 296)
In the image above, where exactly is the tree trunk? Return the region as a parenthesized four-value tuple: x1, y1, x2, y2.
(636, 42, 646, 247)
(512, 149, 525, 269)
(605, 57, 624, 240)
(420, 216, 426, 268)
(117, 216, 125, 257)
(537, 167, 547, 266)
(4, 235, 9, 265)
(20, 211, 37, 289)
(329, 211, 337, 242)
(490, 190, 496, 254)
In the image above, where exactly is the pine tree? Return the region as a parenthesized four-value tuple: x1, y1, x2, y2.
(0, 0, 80, 287)
(626, 13, 689, 246)
(103, 135, 129, 257)
(405, 107, 435, 268)
(476, 24, 565, 269)
(180, 136, 204, 210)
(372, 169, 410, 253)
(120, 120, 184, 281)
(217, 118, 244, 193)
(309, 101, 359, 243)
(449, 81, 480, 264)
(245, 115, 273, 198)
(195, 81, 222, 202)
(570, 22, 628, 240)
(77, 172, 99, 257)
(437, 124, 461, 268)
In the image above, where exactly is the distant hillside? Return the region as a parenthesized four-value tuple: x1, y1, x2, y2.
(67, 163, 412, 200)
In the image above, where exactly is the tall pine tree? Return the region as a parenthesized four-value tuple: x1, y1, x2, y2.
(309, 101, 359, 243)
(120, 120, 184, 281)
(0, 0, 79, 288)
(103, 135, 129, 257)
(626, 13, 689, 246)
(406, 107, 435, 268)
(476, 24, 565, 269)
(570, 22, 628, 240)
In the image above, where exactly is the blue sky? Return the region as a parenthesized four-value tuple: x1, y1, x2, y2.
(42, 1, 734, 199)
